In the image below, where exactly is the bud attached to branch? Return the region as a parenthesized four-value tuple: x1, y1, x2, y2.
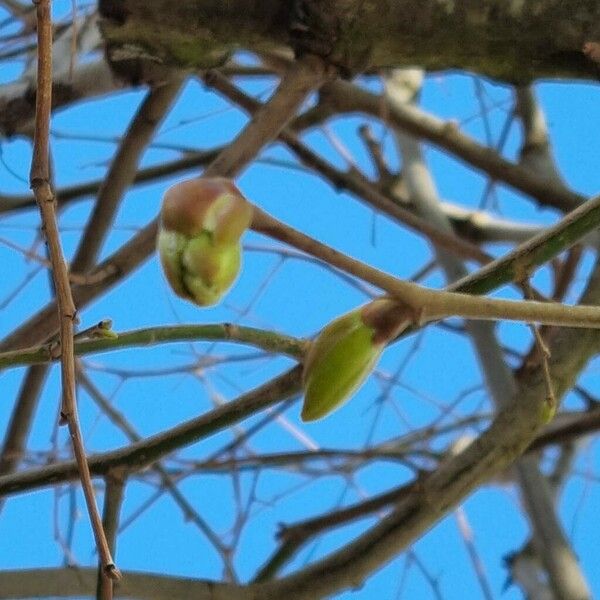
(157, 178, 253, 306)
(301, 298, 407, 422)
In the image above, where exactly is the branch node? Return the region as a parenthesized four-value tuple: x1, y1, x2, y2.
(104, 563, 123, 581)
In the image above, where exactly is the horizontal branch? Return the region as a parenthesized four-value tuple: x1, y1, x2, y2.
(98, 0, 600, 81)
(0, 567, 246, 600)
(0, 324, 307, 370)
(0, 148, 219, 215)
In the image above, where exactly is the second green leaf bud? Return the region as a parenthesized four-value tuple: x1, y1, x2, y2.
(157, 177, 253, 307)
(301, 298, 405, 422)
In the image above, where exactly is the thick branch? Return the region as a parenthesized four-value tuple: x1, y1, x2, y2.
(98, 0, 600, 81)
(0, 567, 246, 600)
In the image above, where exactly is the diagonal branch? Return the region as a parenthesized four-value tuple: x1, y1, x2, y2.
(0, 55, 333, 351)
(249, 252, 600, 600)
(300, 80, 584, 212)
(0, 365, 303, 497)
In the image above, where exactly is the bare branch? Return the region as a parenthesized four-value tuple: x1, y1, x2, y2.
(28, 0, 118, 580)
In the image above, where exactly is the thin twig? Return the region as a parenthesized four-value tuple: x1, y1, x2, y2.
(523, 280, 556, 417)
(254, 481, 417, 581)
(29, 0, 119, 581)
(96, 468, 127, 600)
(454, 507, 494, 600)
(304, 79, 584, 212)
(0, 323, 306, 369)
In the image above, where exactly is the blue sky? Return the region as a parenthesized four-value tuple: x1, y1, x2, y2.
(1, 3, 600, 599)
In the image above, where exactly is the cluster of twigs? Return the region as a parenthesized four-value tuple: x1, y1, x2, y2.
(1, 4, 599, 600)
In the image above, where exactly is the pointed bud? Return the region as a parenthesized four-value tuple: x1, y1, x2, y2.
(301, 299, 403, 422)
(157, 178, 253, 307)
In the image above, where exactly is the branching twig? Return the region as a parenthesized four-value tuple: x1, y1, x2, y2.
(255, 481, 418, 581)
(78, 367, 255, 579)
(252, 199, 600, 329)
(205, 70, 491, 265)
(302, 79, 584, 212)
(0, 54, 333, 353)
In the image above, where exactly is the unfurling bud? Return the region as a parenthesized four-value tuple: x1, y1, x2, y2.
(157, 178, 253, 306)
(301, 298, 404, 422)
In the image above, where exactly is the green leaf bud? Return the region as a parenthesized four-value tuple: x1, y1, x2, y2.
(157, 178, 253, 306)
(301, 298, 402, 422)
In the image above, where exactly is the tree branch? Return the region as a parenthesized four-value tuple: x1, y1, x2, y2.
(0, 323, 306, 370)
(0, 567, 247, 600)
(29, 0, 119, 581)
(0, 366, 303, 497)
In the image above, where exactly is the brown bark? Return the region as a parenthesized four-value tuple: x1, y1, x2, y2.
(99, 0, 600, 81)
